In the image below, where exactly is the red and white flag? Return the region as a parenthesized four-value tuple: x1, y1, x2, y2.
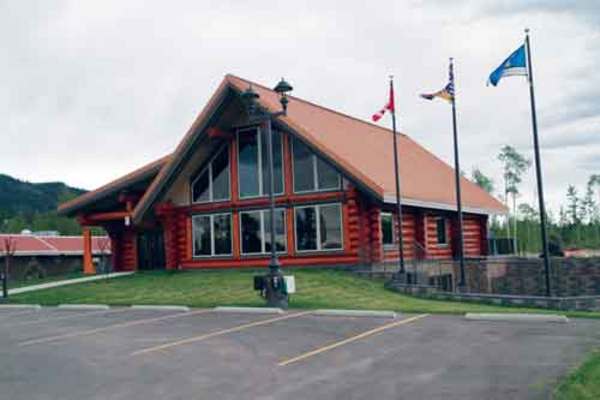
(371, 84, 395, 122)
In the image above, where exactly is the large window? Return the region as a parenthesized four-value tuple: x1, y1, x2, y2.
(240, 209, 286, 255)
(292, 137, 341, 193)
(192, 213, 232, 257)
(295, 203, 343, 252)
(237, 128, 284, 199)
(191, 146, 230, 203)
(436, 218, 447, 245)
(381, 212, 394, 246)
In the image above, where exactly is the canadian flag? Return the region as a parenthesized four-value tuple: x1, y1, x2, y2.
(371, 84, 395, 122)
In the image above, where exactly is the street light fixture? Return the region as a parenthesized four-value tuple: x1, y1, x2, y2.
(241, 78, 293, 309)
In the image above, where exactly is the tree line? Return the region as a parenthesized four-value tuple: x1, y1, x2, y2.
(472, 146, 600, 255)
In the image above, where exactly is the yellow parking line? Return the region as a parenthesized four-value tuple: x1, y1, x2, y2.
(278, 314, 429, 367)
(10, 308, 130, 327)
(19, 309, 211, 346)
(131, 311, 312, 357)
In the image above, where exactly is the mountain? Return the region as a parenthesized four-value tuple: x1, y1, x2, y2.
(0, 174, 86, 216)
(0, 174, 87, 234)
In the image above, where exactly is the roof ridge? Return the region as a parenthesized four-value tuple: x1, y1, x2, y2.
(226, 74, 409, 138)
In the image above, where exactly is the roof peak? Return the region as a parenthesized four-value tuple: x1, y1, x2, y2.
(224, 74, 409, 139)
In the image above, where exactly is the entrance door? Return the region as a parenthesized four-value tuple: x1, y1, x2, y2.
(137, 230, 166, 270)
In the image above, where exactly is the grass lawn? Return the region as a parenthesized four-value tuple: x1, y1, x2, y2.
(6, 268, 600, 318)
(554, 350, 600, 400)
(8, 271, 85, 289)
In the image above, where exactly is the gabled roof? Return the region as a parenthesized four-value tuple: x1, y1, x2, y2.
(61, 74, 506, 221)
(58, 154, 171, 216)
(0, 234, 110, 256)
(130, 74, 505, 222)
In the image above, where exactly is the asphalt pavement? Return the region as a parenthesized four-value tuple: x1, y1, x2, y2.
(0, 307, 598, 400)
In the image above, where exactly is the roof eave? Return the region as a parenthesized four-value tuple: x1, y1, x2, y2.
(383, 195, 507, 216)
(131, 79, 232, 225)
(57, 155, 169, 217)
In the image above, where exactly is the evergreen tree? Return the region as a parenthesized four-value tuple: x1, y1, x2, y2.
(498, 145, 531, 252)
(566, 185, 580, 225)
(472, 168, 494, 194)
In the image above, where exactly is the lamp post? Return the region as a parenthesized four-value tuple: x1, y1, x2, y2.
(241, 78, 293, 309)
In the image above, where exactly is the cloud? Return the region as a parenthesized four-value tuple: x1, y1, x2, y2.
(578, 154, 600, 170)
(477, 0, 600, 26)
(0, 1, 598, 215)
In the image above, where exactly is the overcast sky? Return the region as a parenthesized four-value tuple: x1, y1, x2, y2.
(1, 0, 599, 216)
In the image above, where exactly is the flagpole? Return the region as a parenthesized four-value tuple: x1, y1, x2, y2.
(525, 28, 552, 297)
(449, 58, 466, 289)
(389, 76, 406, 275)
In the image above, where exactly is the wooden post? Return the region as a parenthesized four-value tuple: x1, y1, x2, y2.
(83, 228, 95, 275)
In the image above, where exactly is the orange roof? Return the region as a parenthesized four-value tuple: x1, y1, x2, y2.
(62, 74, 505, 220)
(58, 154, 171, 216)
(224, 75, 506, 214)
(0, 234, 110, 256)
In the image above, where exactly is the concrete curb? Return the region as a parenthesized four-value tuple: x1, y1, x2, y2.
(465, 313, 569, 323)
(130, 305, 190, 312)
(312, 309, 397, 319)
(0, 304, 42, 310)
(213, 306, 284, 314)
(58, 304, 111, 311)
(8, 272, 135, 296)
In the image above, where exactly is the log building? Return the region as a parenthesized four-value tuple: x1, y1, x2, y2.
(58, 75, 506, 273)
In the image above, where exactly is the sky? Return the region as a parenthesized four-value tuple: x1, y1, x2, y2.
(1, 0, 599, 216)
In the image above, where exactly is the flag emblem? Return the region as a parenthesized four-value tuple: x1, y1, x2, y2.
(372, 84, 395, 122)
(488, 44, 528, 86)
(420, 62, 455, 103)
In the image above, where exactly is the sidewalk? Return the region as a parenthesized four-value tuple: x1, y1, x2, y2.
(8, 272, 135, 296)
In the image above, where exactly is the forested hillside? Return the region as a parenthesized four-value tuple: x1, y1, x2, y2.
(0, 174, 86, 235)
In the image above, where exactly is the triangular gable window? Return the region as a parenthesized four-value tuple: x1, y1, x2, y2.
(191, 145, 230, 203)
(292, 137, 341, 193)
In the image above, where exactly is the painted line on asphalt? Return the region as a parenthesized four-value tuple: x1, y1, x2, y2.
(8, 307, 132, 328)
(19, 309, 212, 346)
(278, 314, 429, 367)
(131, 311, 312, 357)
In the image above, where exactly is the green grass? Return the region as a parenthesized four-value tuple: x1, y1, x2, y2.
(554, 350, 600, 400)
(8, 271, 85, 289)
(6, 268, 600, 318)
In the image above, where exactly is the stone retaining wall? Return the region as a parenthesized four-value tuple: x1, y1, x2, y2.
(387, 282, 600, 311)
(375, 257, 600, 297)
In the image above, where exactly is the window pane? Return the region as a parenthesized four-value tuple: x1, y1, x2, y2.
(381, 213, 393, 245)
(292, 138, 315, 192)
(436, 218, 447, 244)
(193, 216, 211, 256)
(238, 131, 260, 198)
(316, 157, 340, 190)
(295, 207, 317, 251)
(212, 147, 230, 201)
(241, 211, 262, 254)
(261, 130, 284, 195)
(265, 209, 286, 253)
(192, 170, 210, 203)
(319, 205, 343, 250)
(213, 214, 232, 255)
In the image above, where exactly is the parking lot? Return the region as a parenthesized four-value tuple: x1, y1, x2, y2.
(1, 306, 599, 400)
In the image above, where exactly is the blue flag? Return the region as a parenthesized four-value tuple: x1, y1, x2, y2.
(488, 44, 528, 86)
